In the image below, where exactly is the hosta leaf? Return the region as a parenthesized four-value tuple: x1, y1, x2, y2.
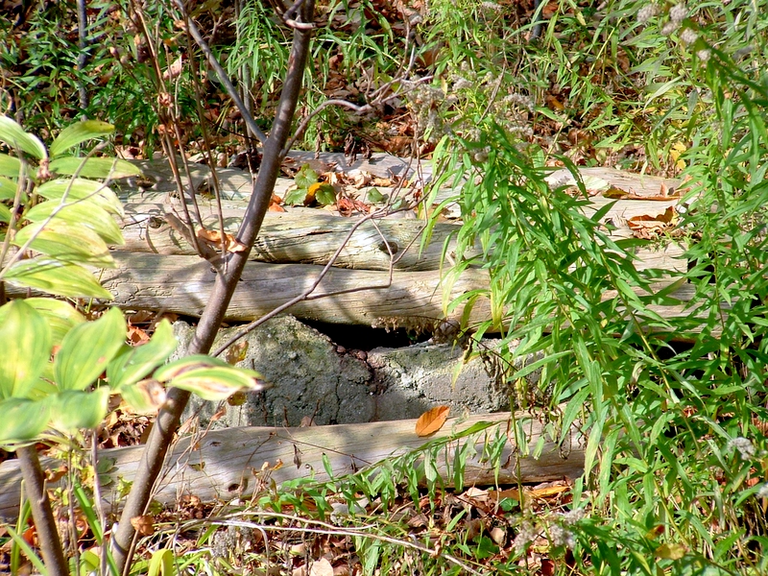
(49, 157, 140, 179)
(107, 320, 178, 390)
(48, 388, 111, 432)
(168, 366, 268, 401)
(0, 300, 51, 400)
(0, 153, 22, 179)
(26, 200, 124, 245)
(153, 354, 231, 382)
(13, 220, 114, 266)
(0, 116, 46, 160)
(55, 307, 126, 391)
(36, 178, 123, 216)
(0, 398, 51, 447)
(49, 120, 115, 158)
(0, 175, 18, 200)
(119, 380, 167, 415)
(4, 257, 114, 300)
(23, 298, 86, 346)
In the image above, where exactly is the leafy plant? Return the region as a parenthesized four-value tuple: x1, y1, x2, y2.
(0, 117, 269, 575)
(283, 163, 337, 206)
(423, 1, 768, 573)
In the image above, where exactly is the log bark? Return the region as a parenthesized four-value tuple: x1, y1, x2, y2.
(0, 251, 687, 325)
(0, 412, 585, 521)
(119, 204, 464, 271)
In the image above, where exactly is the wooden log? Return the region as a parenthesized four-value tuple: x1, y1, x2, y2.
(0, 412, 586, 520)
(95, 252, 492, 323)
(119, 204, 465, 271)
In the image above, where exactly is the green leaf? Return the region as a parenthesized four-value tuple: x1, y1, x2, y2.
(36, 178, 124, 216)
(107, 320, 178, 389)
(0, 175, 18, 200)
(294, 164, 318, 189)
(55, 307, 126, 391)
(49, 120, 115, 158)
(49, 157, 141, 179)
(0, 153, 22, 178)
(0, 116, 46, 160)
(147, 548, 175, 576)
(284, 187, 308, 206)
(166, 365, 267, 401)
(0, 398, 51, 447)
(23, 298, 86, 346)
(0, 300, 51, 400)
(48, 388, 111, 432)
(26, 199, 124, 245)
(153, 354, 230, 382)
(315, 183, 337, 205)
(4, 257, 115, 300)
(13, 220, 114, 266)
(118, 380, 167, 415)
(0, 204, 10, 223)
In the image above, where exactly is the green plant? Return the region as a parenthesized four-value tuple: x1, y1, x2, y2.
(422, 1, 768, 573)
(0, 116, 269, 575)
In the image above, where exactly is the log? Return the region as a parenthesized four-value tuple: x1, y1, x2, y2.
(119, 204, 465, 271)
(0, 412, 586, 520)
(97, 252, 492, 323)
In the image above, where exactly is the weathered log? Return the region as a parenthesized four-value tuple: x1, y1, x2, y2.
(0, 412, 585, 520)
(119, 204, 465, 271)
(0, 251, 686, 325)
(96, 252, 492, 323)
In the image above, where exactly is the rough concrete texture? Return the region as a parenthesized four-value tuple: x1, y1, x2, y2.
(176, 316, 510, 428)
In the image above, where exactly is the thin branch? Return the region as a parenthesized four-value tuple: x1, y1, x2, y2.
(179, 7, 268, 145)
(211, 206, 398, 357)
(17, 446, 68, 576)
(111, 1, 317, 572)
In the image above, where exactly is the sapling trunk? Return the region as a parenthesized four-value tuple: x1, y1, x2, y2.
(17, 445, 69, 576)
(110, 2, 317, 573)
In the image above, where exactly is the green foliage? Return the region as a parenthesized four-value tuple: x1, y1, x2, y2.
(422, 1, 768, 573)
(0, 2, 170, 151)
(283, 164, 337, 206)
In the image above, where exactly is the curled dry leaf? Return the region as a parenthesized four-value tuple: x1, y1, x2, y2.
(628, 206, 678, 239)
(196, 227, 248, 253)
(415, 405, 450, 437)
(130, 514, 155, 536)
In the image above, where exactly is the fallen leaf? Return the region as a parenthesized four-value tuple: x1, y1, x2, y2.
(628, 206, 678, 239)
(225, 341, 249, 365)
(197, 227, 248, 253)
(309, 558, 334, 576)
(162, 55, 184, 81)
(415, 405, 450, 436)
(656, 542, 686, 560)
(130, 514, 155, 536)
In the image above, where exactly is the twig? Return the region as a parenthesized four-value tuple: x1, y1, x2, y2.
(17, 446, 68, 576)
(186, 515, 487, 576)
(175, 2, 268, 146)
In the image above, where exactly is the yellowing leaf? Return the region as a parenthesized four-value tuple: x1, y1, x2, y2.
(656, 542, 686, 560)
(415, 405, 450, 437)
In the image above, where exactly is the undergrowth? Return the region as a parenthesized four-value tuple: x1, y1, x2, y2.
(3, 0, 768, 575)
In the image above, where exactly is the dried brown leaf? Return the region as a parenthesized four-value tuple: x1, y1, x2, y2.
(415, 405, 450, 436)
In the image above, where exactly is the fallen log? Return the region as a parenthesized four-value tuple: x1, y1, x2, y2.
(0, 412, 585, 521)
(93, 251, 490, 323)
(119, 204, 465, 271)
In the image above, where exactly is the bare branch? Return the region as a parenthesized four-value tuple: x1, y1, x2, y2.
(175, 2, 269, 145)
(111, 1, 317, 572)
